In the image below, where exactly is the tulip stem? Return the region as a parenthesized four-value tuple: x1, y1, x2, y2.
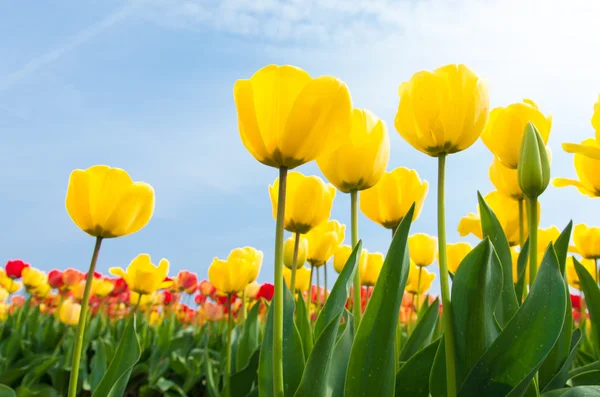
(316, 265, 321, 310)
(241, 290, 247, 323)
(350, 189, 362, 331)
(527, 197, 538, 290)
(518, 199, 525, 248)
(308, 265, 314, 323)
(290, 232, 300, 296)
(67, 236, 103, 397)
(324, 263, 328, 302)
(437, 154, 457, 397)
(596, 259, 599, 285)
(224, 293, 233, 397)
(272, 166, 287, 397)
(416, 267, 422, 315)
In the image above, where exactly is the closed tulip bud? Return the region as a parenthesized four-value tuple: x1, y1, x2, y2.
(305, 220, 346, 267)
(198, 280, 217, 297)
(59, 300, 81, 326)
(0, 274, 21, 294)
(361, 252, 384, 286)
(177, 270, 199, 293)
(66, 165, 155, 238)
(22, 267, 46, 291)
(489, 159, 523, 200)
(63, 268, 85, 287)
(408, 233, 438, 267)
(572, 224, 600, 259)
(257, 283, 275, 301)
(518, 123, 551, 198)
(227, 247, 263, 284)
(209, 256, 255, 294)
(92, 278, 115, 297)
(0, 303, 7, 322)
(283, 235, 308, 269)
(360, 167, 429, 230)
(110, 254, 170, 296)
(554, 138, 600, 197)
(317, 108, 390, 192)
(5, 259, 30, 279)
(566, 257, 597, 290)
(444, 242, 472, 273)
(333, 245, 368, 274)
(234, 65, 352, 169)
(48, 269, 65, 290)
(283, 266, 311, 292)
(270, 172, 336, 234)
(405, 264, 436, 295)
(395, 64, 489, 157)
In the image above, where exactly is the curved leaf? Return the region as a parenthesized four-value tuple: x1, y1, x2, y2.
(543, 329, 583, 392)
(562, 386, 600, 396)
(429, 336, 447, 397)
(0, 385, 16, 397)
(515, 239, 530, 303)
(344, 205, 415, 397)
(400, 297, 439, 361)
(452, 239, 503, 386)
(236, 302, 261, 371)
(295, 292, 313, 360)
(575, 259, 600, 357)
(458, 244, 567, 396)
(231, 348, 260, 397)
(395, 338, 440, 397)
(327, 312, 354, 397)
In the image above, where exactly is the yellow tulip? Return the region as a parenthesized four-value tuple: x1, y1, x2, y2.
(405, 264, 436, 295)
(572, 224, 600, 259)
(554, 138, 600, 197)
(71, 281, 85, 300)
(283, 266, 311, 292)
(22, 267, 46, 290)
(92, 278, 115, 297)
(360, 167, 429, 230)
(208, 256, 255, 294)
(537, 226, 560, 254)
(317, 108, 390, 192)
(269, 172, 336, 234)
(0, 303, 7, 322)
(305, 220, 346, 266)
(227, 247, 263, 284)
(244, 281, 261, 300)
(566, 257, 597, 290)
(394, 64, 489, 157)
(445, 242, 472, 273)
(110, 254, 170, 295)
(130, 291, 153, 306)
(233, 64, 352, 169)
(149, 311, 163, 326)
(593, 95, 600, 133)
(558, 97, 600, 161)
(333, 245, 368, 274)
(283, 235, 308, 269)
(489, 158, 523, 200)
(361, 252, 384, 286)
(408, 233, 438, 267)
(481, 99, 552, 169)
(0, 272, 21, 294)
(66, 165, 155, 238)
(33, 283, 51, 298)
(0, 287, 8, 302)
(59, 300, 82, 326)
(511, 247, 521, 284)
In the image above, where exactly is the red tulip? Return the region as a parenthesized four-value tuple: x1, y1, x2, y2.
(48, 269, 65, 289)
(571, 294, 581, 310)
(5, 259, 30, 279)
(198, 280, 217, 297)
(257, 283, 274, 301)
(63, 268, 85, 287)
(195, 294, 207, 305)
(163, 290, 174, 305)
(177, 271, 198, 293)
(111, 277, 129, 295)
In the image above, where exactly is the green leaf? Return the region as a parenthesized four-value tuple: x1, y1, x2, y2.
(543, 329, 583, 392)
(90, 339, 109, 391)
(258, 283, 305, 397)
(400, 297, 439, 361)
(327, 311, 354, 397)
(294, 312, 343, 397)
(429, 336, 447, 397)
(0, 385, 16, 397)
(231, 348, 261, 397)
(236, 303, 261, 372)
(314, 241, 361, 339)
(204, 335, 220, 397)
(14, 384, 58, 397)
(344, 204, 414, 397)
(457, 244, 567, 396)
(452, 239, 503, 386)
(515, 239, 530, 303)
(561, 386, 600, 396)
(395, 338, 440, 397)
(295, 292, 313, 360)
(91, 316, 142, 397)
(575, 258, 600, 357)
(478, 191, 519, 327)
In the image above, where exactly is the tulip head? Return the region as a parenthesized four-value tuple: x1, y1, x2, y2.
(59, 300, 81, 326)
(360, 167, 429, 230)
(257, 283, 275, 301)
(208, 255, 256, 295)
(110, 254, 170, 296)
(63, 268, 85, 288)
(518, 123, 551, 199)
(0, 273, 22, 294)
(283, 235, 308, 269)
(198, 280, 217, 297)
(5, 260, 30, 279)
(537, 226, 560, 254)
(445, 242, 472, 273)
(66, 165, 155, 238)
(489, 159, 523, 200)
(317, 108, 390, 192)
(361, 252, 384, 286)
(333, 245, 368, 274)
(283, 266, 311, 292)
(566, 257, 596, 290)
(48, 270, 65, 290)
(573, 224, 600, 259)
(305, 220, 346, 267)
(177, 271, 199, 294)
(22, 267, 46, 291)
(554, 138, 600, 197)
(227, 247, 263, 284)
(405, 264, 436, 295)
(408, 233, 438, 267)
(395, 64, 489, 157)
(234, 64, 352, 169)
(92, 278, 115, 297)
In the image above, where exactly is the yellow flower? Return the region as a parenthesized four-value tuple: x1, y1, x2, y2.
(92, 278, 115, 297)
(130, 291, 153, 306)
(554, 138, 600, 197)
(317, 108, 390, 192)
(537, 226, 560, 254)
(360, 167, 429, 230)
(511, 247, 521, 284)
(33, 283, 51, 298)
(558, 97, 600, 161)
(489, 158, 523, 200)
(0, 287, 8, 302)
(333, 245, 368, 274)
(22, 267, 46, 290)
(593, 95, 600, 133)
(110, 254, 170, 295)
(71, 281, 85, 301)
(572, 224, 600, 259)
(269, 172, 336, 234)
(566, 257, 597, 290)
(149, 311, 163, 326)
(408, 233, 438, 267)
(283, 235, 308, 269)
(244, 281, 261, 300)
(283, 266, 311, 292)
(394, 64, 489, 157)
(445, 242, 472, 273)
(66, 165, 155, 238)
(227, 247, 263, 284)
(406, 264, 435, 294)
(0, 272, 21, 294)
(305, 220, 346, 266)
(233, 64, 352, 169)
(0, 303, 7, 322)
(208, 255, 255, 294)
(361, 252, 384, 286)
(59, 300, 81, 326)
(481, 99, 552, 169)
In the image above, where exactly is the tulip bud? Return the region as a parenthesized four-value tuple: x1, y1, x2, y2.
(518, 122, 550, 198)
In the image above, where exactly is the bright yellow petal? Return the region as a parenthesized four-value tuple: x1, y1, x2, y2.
(563, 142, 600, 160)
(102, 182, 155, 237)
(65, 169, 93, 234)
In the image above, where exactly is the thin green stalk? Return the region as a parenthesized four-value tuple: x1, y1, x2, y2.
(437, 154, 457, 397)
(272, 166, 287, 397)
(290, 232, 301, 296)
(67, 236, 103, 397)
(317, 265, 321, 310)
(53, 328, 69, 357)
(350, 189, 362, 331)
(307, 265, 315, 323)
(416, 267, 423, 314)
(527, 197, 538, 290)
(224, 293, 233, 397)
(518, 199, 525, 248)
(324, 263, 328, 302)
(241, 290, 247, 323)
(596, 258, 599, 284)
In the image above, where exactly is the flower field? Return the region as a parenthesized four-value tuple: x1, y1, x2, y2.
(2, 63, 600, 397)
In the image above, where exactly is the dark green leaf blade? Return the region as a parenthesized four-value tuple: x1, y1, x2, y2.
(395, 338, 440, 397)
(327, 312, 354, 397)
(574, 258, 600, 357)
(236, 302, 261, 371)
(515, 239, 530, 303)
(400, 297, 439, 361)
(231, 349, 261, 397)
(295, 292, 313, 360)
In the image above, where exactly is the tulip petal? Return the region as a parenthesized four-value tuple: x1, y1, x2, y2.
(66, 169, 93, 234)
(86, 166, 133, 229)
(109, 267, 128, 284)
(562, 143, 600, 160)
(234, 79, 271, 166)
(102, 182, 155, 238)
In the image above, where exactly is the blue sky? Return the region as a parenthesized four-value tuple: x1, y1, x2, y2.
(2, 0, 600, 295)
